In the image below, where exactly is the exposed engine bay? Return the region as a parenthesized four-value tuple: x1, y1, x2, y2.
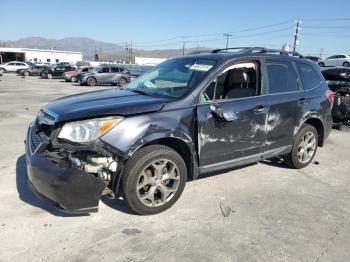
(322, 68, 350, 129)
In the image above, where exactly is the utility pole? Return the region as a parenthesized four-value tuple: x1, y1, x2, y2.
(223, 33, 232, 51)
(182, 41, 186, 56)
(319, 48, 324, 59)
(293, 20, 302, 52)
(130, 40, 133, 64)
(99, 48, 102, 62)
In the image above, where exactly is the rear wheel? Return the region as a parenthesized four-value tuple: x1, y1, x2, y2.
(122, 145, 187, 215)
(283, 124, 318, 169)
(318, 62, 325, 67)
(70, 76, 76, 82)
(118, 77, 127, 86)
(24, 71, 30, 77)
(343, 62, 350, 67)
(0, 68, 5, 74)
(47, 73, 53, 79)
(87, 77, 96, 86)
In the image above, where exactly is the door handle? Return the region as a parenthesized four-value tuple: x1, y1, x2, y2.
(253, 105, 266, 113)
(298, 98, 308, 105)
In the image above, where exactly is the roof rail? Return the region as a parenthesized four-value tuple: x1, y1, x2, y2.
(212, 47, 304, 58)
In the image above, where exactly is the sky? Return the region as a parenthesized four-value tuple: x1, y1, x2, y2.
(1, 0, 350, 56)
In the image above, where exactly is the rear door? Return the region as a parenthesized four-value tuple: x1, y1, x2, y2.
(110, 67, 121, 83)
(263, 59, 304, 154)
(337, 55, 346, 66)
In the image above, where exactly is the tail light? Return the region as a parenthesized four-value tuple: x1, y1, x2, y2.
(326, 90, 334, 104)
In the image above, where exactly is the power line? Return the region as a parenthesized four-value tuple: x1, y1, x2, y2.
(133, 20, 294, 45)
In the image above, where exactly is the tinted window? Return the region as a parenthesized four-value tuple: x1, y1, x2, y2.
(266, 60, 299, 94)
(100, 67, 110, 73)
(339, 55, 346, 58)
(201, 62, 259, 103)
(111, 67, 119, 73)
(327, 56, 336, 60)
(296, 62, 321, 90)
(8, 63, 15, 66)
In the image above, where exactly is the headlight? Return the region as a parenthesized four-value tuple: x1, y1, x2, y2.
(58, 116, 123, 143)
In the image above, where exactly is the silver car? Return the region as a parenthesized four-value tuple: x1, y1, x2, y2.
(0, 61, 29, 73)
(78, 65, 131, 86)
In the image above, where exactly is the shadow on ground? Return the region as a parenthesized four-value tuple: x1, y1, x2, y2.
(16, 154, 88, 217)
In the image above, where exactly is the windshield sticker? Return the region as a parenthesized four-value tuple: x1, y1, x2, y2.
(190, 64, 213, 72)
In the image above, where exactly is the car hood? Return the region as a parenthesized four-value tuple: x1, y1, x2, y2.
(43, 89, 170, 123)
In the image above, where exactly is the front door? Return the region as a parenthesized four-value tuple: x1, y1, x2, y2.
(196, 60, 267, 171)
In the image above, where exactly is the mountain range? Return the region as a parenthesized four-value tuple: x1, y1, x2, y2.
(0, 37, 210, 60)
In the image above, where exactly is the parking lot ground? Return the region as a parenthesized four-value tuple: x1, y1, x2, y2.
(0, 73, 350, 262)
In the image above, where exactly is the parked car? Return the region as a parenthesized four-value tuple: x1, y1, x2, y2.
(0, 61, 29, 73)
(63, 66, 94, 82)
(41, 65, 76, 79)
(25, 47, 333, 215)
(17, 65, 48, 76)
(322, 67, 350, 129)
(305, 56, 321, 63)
(319, 54, 350, 67)
(78, 65, 130, 86)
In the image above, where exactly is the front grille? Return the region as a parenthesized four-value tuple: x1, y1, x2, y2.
(30, 129, 42, 154)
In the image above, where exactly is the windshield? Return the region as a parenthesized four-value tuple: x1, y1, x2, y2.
(125, 57, 219, 98)
(91, 67, 102, 73)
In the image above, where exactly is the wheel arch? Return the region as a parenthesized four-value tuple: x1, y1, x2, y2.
(132, 136, 198, 181)
(301, 117, 325, 147)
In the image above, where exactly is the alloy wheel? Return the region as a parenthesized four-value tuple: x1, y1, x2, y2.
(297, 131, 316, 163)
(136, 159, 180, 207)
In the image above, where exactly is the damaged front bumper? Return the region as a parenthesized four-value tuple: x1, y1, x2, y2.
(25, 124, 113, 214)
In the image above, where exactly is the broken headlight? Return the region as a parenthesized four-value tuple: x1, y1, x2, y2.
(58, 117, 123, 143)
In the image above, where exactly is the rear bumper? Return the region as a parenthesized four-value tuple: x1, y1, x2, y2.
(25, 125, 106, 213)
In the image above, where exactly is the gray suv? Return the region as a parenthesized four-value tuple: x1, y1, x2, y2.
(78, 65, 130, 86)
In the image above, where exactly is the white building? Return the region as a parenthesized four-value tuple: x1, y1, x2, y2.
(0, 47, 83, 64)
(135, 57, 167, 66)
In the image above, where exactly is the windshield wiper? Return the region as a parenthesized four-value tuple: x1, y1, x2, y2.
(127, 88, 150, 96)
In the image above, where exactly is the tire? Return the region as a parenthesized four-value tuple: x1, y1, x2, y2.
(318, 62, 325, 67)
(0, 68, 5, 74)
(47, 73, 53, 79)
(70, 76, 76, 82)
(122, 145, 187, 215)
(87, 77, 96, 86)
(283, 124, 318, 169)
(343, 62, 350, 67)
(24, 71, 30, 77)
(118, 77, 127, 86)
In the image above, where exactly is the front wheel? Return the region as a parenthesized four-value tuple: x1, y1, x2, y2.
(87, 77, 96, 86)
(343, 62, 350, 67)
(318, 62, 325, 67)
(0, 68, 5, 74)
(23, 71, 30, 76)
(70, 76, 76, 82)
(47, 73, 53, 79)
(283, 124, 318, 169)
(122, 145, 187, 215)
